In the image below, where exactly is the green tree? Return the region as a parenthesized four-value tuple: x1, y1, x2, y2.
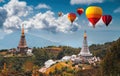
(33, 48, 50, 66)
(101, 38, 120, 76)
(57, 51, 64, 59)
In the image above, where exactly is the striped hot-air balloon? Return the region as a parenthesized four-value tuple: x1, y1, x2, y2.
(68, 13, 76, 23)
(86, 6, 103, 28)
(102, 15, 112, 27)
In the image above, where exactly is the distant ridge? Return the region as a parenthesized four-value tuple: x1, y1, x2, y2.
(0, 32, 61, 50)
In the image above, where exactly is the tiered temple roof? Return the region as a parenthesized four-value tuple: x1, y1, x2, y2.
(17, 25, 28, 54)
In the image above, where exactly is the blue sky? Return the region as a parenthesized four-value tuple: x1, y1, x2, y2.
(0, 0, 120, 49)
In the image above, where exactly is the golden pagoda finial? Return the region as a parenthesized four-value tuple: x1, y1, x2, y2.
(22, 24, 24, 36)
(32, 66, 39, 76)
(3, 63, 6, 70)
(2, 63, 8, 76)
(84, 30, 87, 38)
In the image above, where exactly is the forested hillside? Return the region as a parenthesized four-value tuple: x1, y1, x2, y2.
(0, 38, 120, 76)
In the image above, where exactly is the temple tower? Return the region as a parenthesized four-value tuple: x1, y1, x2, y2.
(78, 31, 92, 57)
(17, 24, 28, 54)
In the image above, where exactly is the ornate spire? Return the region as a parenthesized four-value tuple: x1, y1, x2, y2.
(3, 63, 6, 70)
(2, 63, 8, 76)
(78, 30, 92, 57)
(84, 30, 87, 38)
(22, 24, 24, 36)
(17, 24, 28, 54)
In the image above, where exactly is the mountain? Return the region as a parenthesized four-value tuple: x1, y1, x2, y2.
(0, 32, 61, 50)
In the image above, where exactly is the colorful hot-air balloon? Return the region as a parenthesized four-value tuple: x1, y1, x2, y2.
(68, 13, 76, 23)
(77, 8, 84, 15)
(86, 6, 102, 28)
(58, 12, 62, 17)
(102, 15, 112, 26)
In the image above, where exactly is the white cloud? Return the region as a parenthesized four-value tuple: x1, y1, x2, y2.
(0, 0, 80, 34)
(70, 0, 104, 5)
(0, 7, 7, 27)
(35, 3, 51, 9)
(4, 29, 13, 34)
(3, 16, 22, 30)
(3, 0, 32, 17)
(0, 0, 32, 33)
(114, 7, 120, 13)
(23, 11, 80, 33)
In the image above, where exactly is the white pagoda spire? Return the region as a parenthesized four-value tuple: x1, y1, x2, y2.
(78, 31, 92, 57)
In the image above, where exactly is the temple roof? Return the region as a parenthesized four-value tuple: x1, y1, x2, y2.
(18, 24, 27, 50)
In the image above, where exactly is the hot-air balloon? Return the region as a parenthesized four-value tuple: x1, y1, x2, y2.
(86, 6, 102, 28)
(77, 8, 84, 15)
(68, 13, 76, 23)
(58, 12, 63, 17)
(102, 15, 112, 27)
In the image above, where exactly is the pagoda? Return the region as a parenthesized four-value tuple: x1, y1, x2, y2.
(78, 31, 92, 57)
(17, 24, 28, 54)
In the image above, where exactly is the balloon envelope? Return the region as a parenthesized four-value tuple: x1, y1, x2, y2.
(58, 12, 62, 17)
(86, 6, 102, 28)
(68, 13, 76, 23)
(77, 8, 84, 15)
(102, 15, 112, 26)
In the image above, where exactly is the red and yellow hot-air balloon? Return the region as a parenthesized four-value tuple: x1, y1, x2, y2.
(102, 15, 112, 27)
(68, 13, 76, 23)
(77, 8, 84, 15)
(86, 6, 102, 28)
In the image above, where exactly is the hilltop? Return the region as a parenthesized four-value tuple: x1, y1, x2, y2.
(0, 38, 120, 76)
